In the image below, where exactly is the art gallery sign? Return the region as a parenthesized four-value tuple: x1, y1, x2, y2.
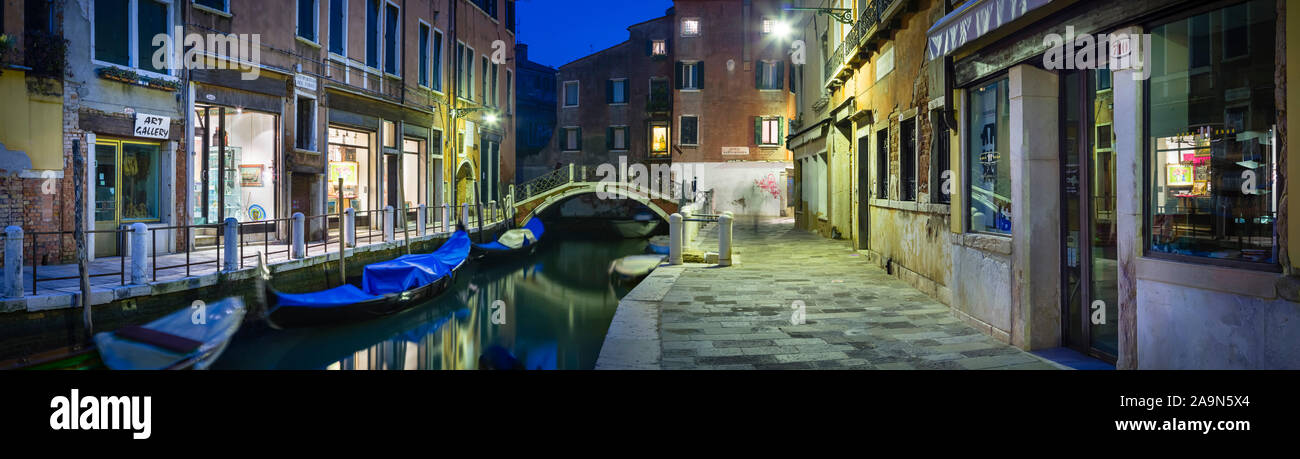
(926, 0, 1054, 61)
(133, 113, 171, 139)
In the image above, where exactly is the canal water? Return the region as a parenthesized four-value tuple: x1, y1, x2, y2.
(213, 230, 653, 370)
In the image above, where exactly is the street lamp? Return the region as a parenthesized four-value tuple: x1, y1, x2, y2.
(773, 21, 793, 39)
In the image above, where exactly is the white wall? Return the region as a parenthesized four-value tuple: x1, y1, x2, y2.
(680, 161, 792, 217)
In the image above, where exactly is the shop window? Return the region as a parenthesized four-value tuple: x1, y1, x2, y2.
(1147, 0, 1277, 266)
(94, 0, 172, 74)
(192, 106, 279, 223)
(968, 77, 1011, 234)
(402, 138, 423, 212)
(119, 142, 160, 221)
(328, 127, 374, 214)
(680, 116, 698, 146)
(295, 97, 317, 151)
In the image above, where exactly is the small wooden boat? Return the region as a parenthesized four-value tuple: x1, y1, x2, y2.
(609, 254, 667, 284)
(471, 218, 545, 260)
(261, 229, 471, 328)
(647, 235, 670, 255)
(610, 211, 661, 238)
(12, 297, 247, 370)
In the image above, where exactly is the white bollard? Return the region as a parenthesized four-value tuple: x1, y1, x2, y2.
(4, 226, 23, 298)
(344, 207, 356, 248)
(718, 213, 733, 267)
(417, 204, 427, 237)
(681, 210, 694, 246)
(441, 204, 449, 232)
(383, 206, 395, 242)
(291, 213, 305, 259)
(461, 204, 470, 230)
(131, 223, 148, 284)
(668, 213, 683, 265)
(223, 218, 238, 271)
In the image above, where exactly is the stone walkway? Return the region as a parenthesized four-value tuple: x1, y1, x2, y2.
(598, 217, 1061, 370)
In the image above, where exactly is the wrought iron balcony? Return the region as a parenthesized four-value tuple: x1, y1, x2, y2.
(822, 0, 903, 88)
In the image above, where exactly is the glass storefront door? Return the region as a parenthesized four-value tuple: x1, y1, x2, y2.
(1061, 69, 1118, 361)
(192, 105, 279, 226)
(94, 138, 162, 257)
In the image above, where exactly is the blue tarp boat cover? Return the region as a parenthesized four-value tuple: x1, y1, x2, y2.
(475, 218, 545, 252)
(277, 284, 381, 307)
(362, 230, 470, 295)
(94, 297, 246, 370)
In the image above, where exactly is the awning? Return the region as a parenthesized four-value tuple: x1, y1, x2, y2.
(926, 0, 1054, 61)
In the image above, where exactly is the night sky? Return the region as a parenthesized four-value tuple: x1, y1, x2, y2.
(515, 0, 675, 68)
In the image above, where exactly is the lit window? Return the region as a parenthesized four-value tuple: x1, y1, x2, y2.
(682, 18, 700, 37)
(758, 117, 782, 146)
(763, 19, 775, 34)
(651, 124, 669, 156)
(652, 40, 667, 56)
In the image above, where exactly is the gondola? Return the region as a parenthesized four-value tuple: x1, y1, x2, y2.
(609, 211, 661, 238)
(260, 228, 472, 328)
(471, 217, 545, 260)
(11, 296, 247, 370)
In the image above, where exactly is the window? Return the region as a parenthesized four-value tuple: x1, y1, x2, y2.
(900, 117, 917, 202)
(563, 81, 579, 107)
(383, 2, 399, 75)
(680, 116, 699, 146)
(296, 96, 317, 151)
(119, 141, 161, 220)
(757, 60, 783, 90)
(297, 0, 317, 42)
(652, 40, 667, 56)
(418, 23, 430, 87)
(876, 127, 888, 199)
(931, 109, 951, 204)
(94, 0, 173, 75)
(562, 127, 581, 151)
(651, 123, 669, 156)
(757, 117, 783, 146)
(481, 56, 489, 104)
(473, 0, 497, 18)
(763, 18, 775, 34)
(431, 30, 444, 92)
(505, 70, 513, 113)
(607, 79, 628, 104)
(1147, 0, 1277, 266)
(491, 62, 499, 107)
(649, 78, 670, 111)
(608, 126, 628, 151)
(329, 0, 346, 55)
(456, 43, 474, 100)
(677, 61, 702, 90)
(968, 77, 1011, 234)
(681, 18, 700, 37)
(366, 0, 379, 67)
(195, 0, 228, 12)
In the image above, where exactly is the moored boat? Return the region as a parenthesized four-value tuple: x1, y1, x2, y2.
(609, 211, 661, 238)
(261, 229, 471, 327)
(471, 217, 546, 260)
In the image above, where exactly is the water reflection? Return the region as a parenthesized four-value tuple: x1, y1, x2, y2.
(215, 233, 650, 370)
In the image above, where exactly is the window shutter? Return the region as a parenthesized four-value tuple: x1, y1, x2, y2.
(779, 117, 786, 144)
(645, 39, 652, 56)
(696, 63, 704, 89)
(775, 62, 785, 91)
(754, 117, 762, 145)
(755, 64, 763, 89)
(790, 63, 797, 93)
(607, 127, 614, 149)
(576, 127, 583, 150)
(666, 37, 672, 55)
(623, 81, 630, 103)
(606, 80, 613, 104)
(675, 62, 684, 89)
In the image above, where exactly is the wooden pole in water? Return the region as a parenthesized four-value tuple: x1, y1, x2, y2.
(74, 139, 92, 341)
(338, 177, 345, 286)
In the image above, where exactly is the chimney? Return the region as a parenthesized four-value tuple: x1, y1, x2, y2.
(516, 43, 529, 62)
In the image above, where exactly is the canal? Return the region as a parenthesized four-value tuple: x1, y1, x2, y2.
(213, 227, 653, 370)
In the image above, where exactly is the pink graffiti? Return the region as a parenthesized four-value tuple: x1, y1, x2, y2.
(754, 174, 781, 200)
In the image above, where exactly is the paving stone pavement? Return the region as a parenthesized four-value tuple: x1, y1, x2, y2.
(656, 217, 1059, 370)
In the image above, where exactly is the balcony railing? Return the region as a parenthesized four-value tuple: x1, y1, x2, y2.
(321, 57, 404, 103)
(824, 0, 901, 87)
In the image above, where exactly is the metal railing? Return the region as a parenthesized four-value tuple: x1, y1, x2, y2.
(150, 223, 224, 282)
(27, 229, 129, 294)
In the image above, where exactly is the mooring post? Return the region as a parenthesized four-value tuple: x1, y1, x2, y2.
(383, 205, 395, 242)
(417, 204, 427, 236)
(130, 223, 148, 284)
(291, 213, 305, 259)
(223, 218, 239, 271)
(719, 213, 733, 267)
(681, 209, 694, 246)
(338, 185, 346, 285)
(668, 213, 683, 265)
(461, 204, 469, 230)
(344, 207, 356, 248)
(4, 226, 22, 298)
